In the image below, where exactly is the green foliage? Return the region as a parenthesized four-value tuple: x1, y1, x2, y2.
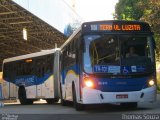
(157, 62, 160, 90)
(115, 0, 160, 60)
(155, 34, 160, 60)
(115, 0, 144, 20)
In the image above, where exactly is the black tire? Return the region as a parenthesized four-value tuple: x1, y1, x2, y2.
(120, 102, 138, 108)
(46, 98, 59, 104)
(72, 84, 84, 111)
(18, 87, 33, 105)
(60, 84, 67, 106)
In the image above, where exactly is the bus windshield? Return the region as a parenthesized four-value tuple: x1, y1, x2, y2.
(83, 34, 154, 74)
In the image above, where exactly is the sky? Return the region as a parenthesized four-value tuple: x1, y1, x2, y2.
(64, 0, 119, 21)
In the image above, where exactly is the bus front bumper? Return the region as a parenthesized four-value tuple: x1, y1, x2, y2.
(81, 86, 156, 104)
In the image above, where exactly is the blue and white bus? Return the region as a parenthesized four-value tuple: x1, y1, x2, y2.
(2, 49, 60, 104)
(59, 20, 157, 110)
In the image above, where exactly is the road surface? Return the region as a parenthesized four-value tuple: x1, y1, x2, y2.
(0, 94, 159, 120)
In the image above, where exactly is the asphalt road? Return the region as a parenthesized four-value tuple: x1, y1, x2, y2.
(0, 95, 160, 120)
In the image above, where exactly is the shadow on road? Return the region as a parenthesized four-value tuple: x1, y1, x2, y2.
(84, 104, 152, 113)
(3, 101, 154, 113)
(57, 101, 153, 113)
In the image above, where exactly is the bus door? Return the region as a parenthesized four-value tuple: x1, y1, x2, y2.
(38, 54, 55, 98)
(41, 54, 55, 98)
(75, 36, 83, 101)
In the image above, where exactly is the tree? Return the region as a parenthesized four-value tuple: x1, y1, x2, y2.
(115, 0, 144, 20)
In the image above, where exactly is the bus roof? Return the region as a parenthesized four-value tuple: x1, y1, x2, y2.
(3, 48, 60, 63)
(60, 20, 152, 50)
(83, 20, 150, 25)
(60, 27, 81, 49)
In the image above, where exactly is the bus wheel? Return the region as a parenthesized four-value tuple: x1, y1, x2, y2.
(18, 87, 33, 105)
(120, 102, 138, 108)
(60, 84, 67, 106)
(72, 84, 84, 111)
(46, 98, 59, 104)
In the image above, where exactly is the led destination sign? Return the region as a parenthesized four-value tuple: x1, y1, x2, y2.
(91, 24, 141, 31)
(99, 24, 141, 31)
(82, 21, 151, 33)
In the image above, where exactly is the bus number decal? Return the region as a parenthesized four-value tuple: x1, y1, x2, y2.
(94, 65, 120, 73)
(94, 65, 108, 73)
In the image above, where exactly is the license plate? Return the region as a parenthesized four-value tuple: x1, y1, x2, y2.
(116, 94, 128, 99)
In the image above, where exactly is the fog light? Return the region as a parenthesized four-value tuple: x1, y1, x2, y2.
(148, 79, 155, 86)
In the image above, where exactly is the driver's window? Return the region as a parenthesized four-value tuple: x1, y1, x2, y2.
(90, 35, 119, 64)
(122, 36, 148, 58)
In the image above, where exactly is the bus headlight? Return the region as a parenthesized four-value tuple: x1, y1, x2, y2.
(84, 77, 94, 88)
(148, 79, 155, 87)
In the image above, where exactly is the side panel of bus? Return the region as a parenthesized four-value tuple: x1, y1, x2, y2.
(1, 82, 18, 100)
(61, 33, 82, 102)
(2, 62, 18, 100)
(2, 80, 18, 99)
(1, 80, 10, 99)
(9, 83, 17, 99)
(41, 75, 54, 98)
(31, 53, 55, 99)
(2, 52, 56, 100)
(25, 86, 36, 99)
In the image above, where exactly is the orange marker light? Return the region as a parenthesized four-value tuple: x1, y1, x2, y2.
(25, 59, 32, 63)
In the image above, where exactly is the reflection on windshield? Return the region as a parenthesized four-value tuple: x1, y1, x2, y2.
(83, 35, 154, 74)
(90, 35, 119, 65)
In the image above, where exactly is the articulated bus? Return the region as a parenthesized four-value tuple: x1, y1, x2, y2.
(2, 49, 60, 104)
(59, 20, 157, 110)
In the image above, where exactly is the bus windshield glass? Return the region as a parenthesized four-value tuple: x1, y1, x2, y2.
(83, 34, 154, 74)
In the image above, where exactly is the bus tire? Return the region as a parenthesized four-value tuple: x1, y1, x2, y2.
(18, 87, 33, 105)
(60, 84, 67, 106)
(46, 98, 59, 104)
(72, 84, 84, 111)
(120, 102, 138, 108)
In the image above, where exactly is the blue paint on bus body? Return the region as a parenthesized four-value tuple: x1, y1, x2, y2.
(4, 73, 52, 87)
